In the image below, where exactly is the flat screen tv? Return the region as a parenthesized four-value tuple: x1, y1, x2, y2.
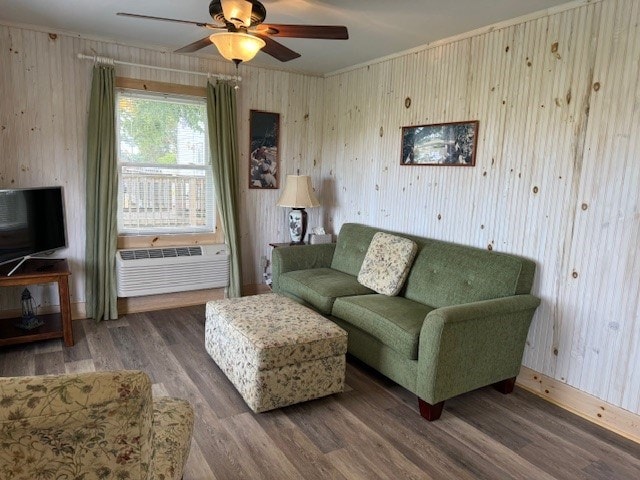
(0, 186, 67, 275)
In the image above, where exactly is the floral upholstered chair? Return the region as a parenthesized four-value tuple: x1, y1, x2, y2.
(0, 370, 193, 480)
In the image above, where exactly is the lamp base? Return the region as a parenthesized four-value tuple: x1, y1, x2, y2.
(288, 208, 308, 245)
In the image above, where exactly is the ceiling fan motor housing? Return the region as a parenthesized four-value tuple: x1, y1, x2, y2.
(209, 0, 267, 28)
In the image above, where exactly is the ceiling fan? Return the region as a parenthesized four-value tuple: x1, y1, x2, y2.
(117, 0, 349, 65)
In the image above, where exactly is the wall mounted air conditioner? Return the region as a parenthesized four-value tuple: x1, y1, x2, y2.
(115, 244, 229, 297)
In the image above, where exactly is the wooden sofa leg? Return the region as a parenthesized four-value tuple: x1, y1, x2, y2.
(418, 398, 444, 421)
(494, 376, 517, 394)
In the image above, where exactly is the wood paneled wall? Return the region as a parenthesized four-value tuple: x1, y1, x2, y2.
(0, 24, 321, 312)
(321, 0, 640, 415)
(236, 67, 324, 285)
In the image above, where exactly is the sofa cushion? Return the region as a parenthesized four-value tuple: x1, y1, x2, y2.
(331, 223, 379, 276)
(404, 240, 536, 308)
(357, 232, 417, 296)
(279, 268, 374, 314)
(332, 294, 434, 360)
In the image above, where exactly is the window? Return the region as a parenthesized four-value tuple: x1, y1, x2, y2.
(116, 89, 214, 235)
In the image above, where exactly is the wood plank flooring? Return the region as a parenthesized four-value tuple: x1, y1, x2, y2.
(1, 305, 639, 480)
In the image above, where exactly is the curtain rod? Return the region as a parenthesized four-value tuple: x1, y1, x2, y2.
(76, 53, 241, 82)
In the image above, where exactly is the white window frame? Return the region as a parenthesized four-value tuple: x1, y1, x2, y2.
(115, 87, 215, 236)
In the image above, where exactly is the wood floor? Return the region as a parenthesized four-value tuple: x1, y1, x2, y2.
(1, 305, 639, 480)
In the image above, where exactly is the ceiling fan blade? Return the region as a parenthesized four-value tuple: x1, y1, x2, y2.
(116, 12, 220, 29)
(175, 36, 214, 54)
(256, 24, 348, 40)
(253, 33, 301, 62)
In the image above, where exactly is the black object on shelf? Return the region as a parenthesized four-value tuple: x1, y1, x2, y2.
(15, 288, 44, 330)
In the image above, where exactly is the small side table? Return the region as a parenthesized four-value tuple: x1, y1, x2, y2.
(0, 259, 73, 347)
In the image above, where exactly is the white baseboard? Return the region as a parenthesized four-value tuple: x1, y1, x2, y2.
(117, 288, 225, 315)
(517, 366, 640, 445)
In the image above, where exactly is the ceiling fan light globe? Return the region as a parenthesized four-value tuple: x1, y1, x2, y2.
(210, 32, 266, 63)
(221, 0, 252, 27)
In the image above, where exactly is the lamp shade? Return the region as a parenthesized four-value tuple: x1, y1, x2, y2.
(276, 175, 320, 208)
(210, 32, 266, 63)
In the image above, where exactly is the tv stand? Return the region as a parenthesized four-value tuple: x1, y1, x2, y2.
(0, 259, 73, 347)
(5, 255, 60, 277)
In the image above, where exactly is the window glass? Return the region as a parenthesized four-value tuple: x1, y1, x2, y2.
(116, 90, 214, 234)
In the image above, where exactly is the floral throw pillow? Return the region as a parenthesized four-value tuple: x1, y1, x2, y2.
(357, 232, 418, 296)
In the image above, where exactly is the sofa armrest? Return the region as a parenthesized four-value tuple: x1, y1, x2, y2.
(271, 243, 336, 292)
(0, 371, 156, 479)
(416, 294, 541, 405)
(150, 397, 194, 480)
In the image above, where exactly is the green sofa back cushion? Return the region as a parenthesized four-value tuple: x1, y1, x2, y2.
(331, 223, 535, 308)
(331, 223, 379, 276)
(404, 239, 536, 307)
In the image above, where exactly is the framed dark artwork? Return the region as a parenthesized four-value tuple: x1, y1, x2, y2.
(249, 110, 280, 189)
(401, 120, 479, 166)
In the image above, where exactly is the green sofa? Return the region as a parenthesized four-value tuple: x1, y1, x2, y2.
(272, 223, 541, 420)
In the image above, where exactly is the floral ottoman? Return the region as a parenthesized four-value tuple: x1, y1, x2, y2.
(205, 293, 347, 413)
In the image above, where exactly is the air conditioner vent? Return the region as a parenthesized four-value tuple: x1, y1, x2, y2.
(115, 244, 229, 297)
(162, 248, 177, 258)
(119, 246, 205, 261)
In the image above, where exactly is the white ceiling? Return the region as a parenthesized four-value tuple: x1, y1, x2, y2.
(0, 0, 572, 75)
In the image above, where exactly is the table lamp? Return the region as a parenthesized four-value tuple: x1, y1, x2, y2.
(276, 175, 320, 244)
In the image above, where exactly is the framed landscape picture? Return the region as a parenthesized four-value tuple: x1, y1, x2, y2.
(401, 120, 479, 166)
(249, 110, 280, 189)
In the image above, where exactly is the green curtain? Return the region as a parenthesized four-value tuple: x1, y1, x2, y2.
(85, 65, 118, 321)
(206, 82, 242, 297)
